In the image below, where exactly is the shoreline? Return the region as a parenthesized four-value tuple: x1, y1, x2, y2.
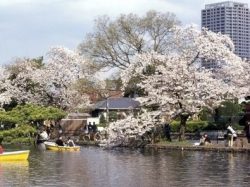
(146, 143, 250, 153)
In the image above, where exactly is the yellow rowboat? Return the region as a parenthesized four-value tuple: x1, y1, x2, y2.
(44, 142, 80, 152)
(0, 150, 30, 161)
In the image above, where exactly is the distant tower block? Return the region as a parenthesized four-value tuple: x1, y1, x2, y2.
(202, 1, 250, 65)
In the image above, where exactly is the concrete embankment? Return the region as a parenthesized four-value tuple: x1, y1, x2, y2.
(146, 144, 250, 153)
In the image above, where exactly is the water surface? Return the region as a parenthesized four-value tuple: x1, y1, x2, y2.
(0, 146, 250, 187)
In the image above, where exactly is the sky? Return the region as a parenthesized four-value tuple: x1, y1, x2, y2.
(0, 0, 249, 64)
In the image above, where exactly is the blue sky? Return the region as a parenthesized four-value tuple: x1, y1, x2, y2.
(0, 0, 248, 64)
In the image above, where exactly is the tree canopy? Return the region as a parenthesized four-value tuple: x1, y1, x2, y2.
(0, 47, 93, 111)
(78, 10, 180, 70)
(0, 104, 66, 128)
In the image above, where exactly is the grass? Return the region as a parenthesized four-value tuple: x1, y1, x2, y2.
(156, 139, 193, 146)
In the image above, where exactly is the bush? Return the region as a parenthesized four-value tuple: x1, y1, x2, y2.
(170, 120, 209, 133)
(109, 111, 118, 122)
(99, 114, 106, 125)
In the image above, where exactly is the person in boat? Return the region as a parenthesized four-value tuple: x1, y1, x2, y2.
(0, 137, 4, 154)
(55, 136, 65, 146)
(67, 137, 75, 147)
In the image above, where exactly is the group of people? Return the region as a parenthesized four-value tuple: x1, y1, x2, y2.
(162, 116, 241, 147)
(55, 136, 75, 147)
(84, 122, 97, 134)
(198, 123, 238, 146)
(35, 124, 76, 147)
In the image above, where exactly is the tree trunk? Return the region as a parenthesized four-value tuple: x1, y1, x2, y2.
(179, 114, 189, 141)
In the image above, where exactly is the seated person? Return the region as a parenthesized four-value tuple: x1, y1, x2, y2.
(204, 133, 211, 145)
(55, 136, 64, 146)
(199, 134, 206, 146)
(67, 137, 75, 147)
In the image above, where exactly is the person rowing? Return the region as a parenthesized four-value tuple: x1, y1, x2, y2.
(55, 136, 65, 146)
(67, 137, 75, 147)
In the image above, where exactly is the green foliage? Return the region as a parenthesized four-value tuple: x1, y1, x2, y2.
(0, 104, 66, 144)
(143, 65, 156, 75)
(8, 137, 34, 144)
(0, 104, 66, 128)
(124, 75, 146, 97)
(213, 100, 242, 129)
(32, 56, 44, 68)
(170, 120, 209, 133)
(105, 78, 123, 91)
(99, 114, 106, 125)
(109, 111, 118, 122)
(199, 107, 213, 121)
(97, 124, 107, 128)
(0, 124, 36, 144)
(218, 100, 242, 117)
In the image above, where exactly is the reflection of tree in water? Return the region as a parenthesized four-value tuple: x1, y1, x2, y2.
(0, 161, 29, 186)
(29, 151, 89, 187)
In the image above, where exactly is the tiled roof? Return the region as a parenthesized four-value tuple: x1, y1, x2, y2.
(94, 97, 140, 110)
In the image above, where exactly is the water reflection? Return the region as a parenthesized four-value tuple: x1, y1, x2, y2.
(0, 161, 29, 186)
(0, 147, 250, 186)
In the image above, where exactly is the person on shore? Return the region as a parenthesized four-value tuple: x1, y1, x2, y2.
(199, 134, 206, 146)
(67, 137, 75, 147)
(40, 128, 49, 141)
(227, 125, 237, 138)
(92, 122, 97, 133)
(226, 123, 237, 147)
(56, 136, 64, 146)
(88, 122, 93, 133)
(244, 121, 250, 143)
(204, 133, 211, 145)
(163, 123, 171, 142)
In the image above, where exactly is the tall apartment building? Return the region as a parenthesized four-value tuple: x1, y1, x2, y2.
(202, 1, 250, 62)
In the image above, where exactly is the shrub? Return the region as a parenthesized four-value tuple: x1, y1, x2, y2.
(109, 111, 118, 122)
(170, 120, 209, 133)
(99, 114, 106, 125)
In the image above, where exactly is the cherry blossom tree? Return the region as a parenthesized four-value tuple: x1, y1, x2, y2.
(0, 47, 93, 111)
(0, 58, 45, 107)
(0, 66, 12, 106)
(32, 46, 92, 111)
(104, 26, 250, 143)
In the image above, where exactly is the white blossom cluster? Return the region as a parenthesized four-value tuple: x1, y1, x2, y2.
(0, 46, 92, 111)
(102, 110, 161, 147)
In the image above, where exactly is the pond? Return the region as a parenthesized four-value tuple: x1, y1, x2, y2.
(0, 146, 250, 187)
